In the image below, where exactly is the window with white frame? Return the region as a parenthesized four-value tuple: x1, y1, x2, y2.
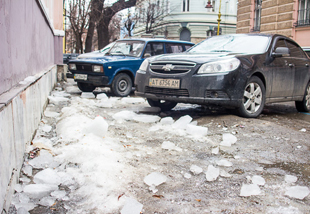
(182, 0, 190, 12)
(298, 0, 310, 26)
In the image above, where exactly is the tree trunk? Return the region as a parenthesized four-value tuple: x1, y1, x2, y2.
(85, 21, 95, 52)
(97, 19, 110, 49)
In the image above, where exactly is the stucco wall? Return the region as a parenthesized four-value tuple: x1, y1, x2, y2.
(0, 0, 59, 95)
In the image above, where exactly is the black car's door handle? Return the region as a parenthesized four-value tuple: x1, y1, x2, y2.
(288, 63, 294, 67)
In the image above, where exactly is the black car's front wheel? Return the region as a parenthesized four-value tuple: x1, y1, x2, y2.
(111, 73, 132, 97)
(147, 98, 177, 111)
(237, 76, 265, 118)
(295, 81, 310, 112)
(77, 82, 96, 92)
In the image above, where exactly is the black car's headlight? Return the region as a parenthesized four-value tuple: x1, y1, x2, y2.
(138, 59, 149, 73)
(68, 63, 77, 70)
(197, 58, 240, 74)
(93, 65, 104, 73)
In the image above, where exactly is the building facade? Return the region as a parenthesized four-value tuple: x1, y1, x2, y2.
(237, 0, 310, 48)
(0, 1, 64, 212)
(134, 0, 237, 44)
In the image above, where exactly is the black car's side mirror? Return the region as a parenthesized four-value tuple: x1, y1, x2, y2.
(272, 47, 290, 57)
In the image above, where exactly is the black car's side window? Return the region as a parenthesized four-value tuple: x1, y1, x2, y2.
(286, 41, 306, 58)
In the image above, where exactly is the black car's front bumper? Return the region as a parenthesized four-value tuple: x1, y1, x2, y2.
(134, 69, 245, 108)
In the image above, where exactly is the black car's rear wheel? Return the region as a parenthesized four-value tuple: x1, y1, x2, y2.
(111, 73, 132, 97)
(295, 81, 310, 112)
(77, 82, 96, 92)
(237, 76, 265, 118)
(147, 98, 177, 111)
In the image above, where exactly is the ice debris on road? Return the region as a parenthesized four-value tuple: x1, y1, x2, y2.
(144, 172, 167, 193)
(240, 184, 261, 197)
(161, 141, 182, 152)
(205, 165, 220, 182)
(190, 165, 203, 175)
(81, 92, 95, 99)
(220, 133, 237, 147)
(285, 175, 298, 183)
(285, 186, 310, 200)
(121, 198, 143, 214)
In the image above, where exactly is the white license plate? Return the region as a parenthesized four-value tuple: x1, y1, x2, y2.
(74, 74, 87, 80)
(149, 78, 180, 89)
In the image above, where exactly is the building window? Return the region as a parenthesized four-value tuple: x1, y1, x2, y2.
(297, 0, 310, 26)
(253, 0, 262, 31)
(182, 0, 190, 12)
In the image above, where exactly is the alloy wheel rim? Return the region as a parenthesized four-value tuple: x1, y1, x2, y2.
(243, 82, 262, 114)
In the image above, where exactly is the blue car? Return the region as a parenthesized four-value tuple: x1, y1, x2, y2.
(67, 38, 194, 96)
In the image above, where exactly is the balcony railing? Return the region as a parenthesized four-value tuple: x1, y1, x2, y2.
(297, 8, 310, 26)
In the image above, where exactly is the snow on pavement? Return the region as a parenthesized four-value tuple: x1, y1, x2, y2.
(9, 82, 310, 213)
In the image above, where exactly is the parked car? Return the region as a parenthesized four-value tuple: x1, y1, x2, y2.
(134, 34, 310, 118)
(63, 53, 79, 64)
(67, 38, 194, 96)
(77, 42, 115, 59)
(303, 47, 310, 57)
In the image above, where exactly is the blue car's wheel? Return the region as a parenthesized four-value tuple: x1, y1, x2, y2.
(111, 73, 132, 97)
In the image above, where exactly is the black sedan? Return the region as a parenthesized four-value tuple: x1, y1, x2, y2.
(134, 34, 310, 118)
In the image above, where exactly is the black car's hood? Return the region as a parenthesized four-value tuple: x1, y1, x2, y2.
(150, 52, 244, 64)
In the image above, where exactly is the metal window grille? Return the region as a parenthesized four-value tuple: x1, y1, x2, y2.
(253, 0, 262, 31)
(297, 0, 310, 26)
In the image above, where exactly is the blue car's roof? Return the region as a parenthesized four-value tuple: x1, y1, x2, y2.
(115, 38, 194, 45)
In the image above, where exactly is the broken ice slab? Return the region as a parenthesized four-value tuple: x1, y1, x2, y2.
(96, 93, 109, 100)
(33, 168, 61, 185)
(83, 116, 109, 138)
(211, 147, 219, 155)
(133, 114, 161, 123)
(220, 133, 237, 147)
(17, 207, 30, 214)
(121, 198, 143, 214)
(51, 190, 67, 200)
(205, 165, 219, 182)
(22, 165, 33, 177)
(144, 172, 167, 187)
(161, 141, 182, 152)
(184, 173, 192, 179)
(112, 110, 137, 122)
(96, 99, 114, 108)
(186, 124, 208, 137)
(23, 184, 58, 199)
(190, 165, 203, 175)
(240, 184, 261, 197)
(44, 111, 60, 118)
(172, 115, 192, 130)
(81, 92, 95, 99)
(39, 196, 56, 207)
(28, 150, 57, 169)
(285, 175, 298, 183)
(41, 124, 52, 133)
(251, 175, 266, 186)
(285, 186, 310, 200)
(48, 96, 70, 105)
(216, 159, 233, 167)
(160, 117, 174, 125)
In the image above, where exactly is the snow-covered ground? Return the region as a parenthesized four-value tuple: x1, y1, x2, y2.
(9, 80, 310, 213)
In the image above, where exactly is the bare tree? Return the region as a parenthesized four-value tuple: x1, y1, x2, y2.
(109, 13, 122, 41)
(66, 0, 91, 53)
(136, 0, 170, 34)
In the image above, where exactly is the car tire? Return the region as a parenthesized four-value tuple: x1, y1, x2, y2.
(111, 73, 132, 97)
(147, 98, 177, 111)
(77, 82, 96, 92)
(295, 81, 310, 112)
(237, 76, 265, 118)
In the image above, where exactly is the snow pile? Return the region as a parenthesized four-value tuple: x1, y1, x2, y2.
(83, 116, 109, 138)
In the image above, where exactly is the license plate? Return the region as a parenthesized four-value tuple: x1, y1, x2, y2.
(74, 74, 87, 80)
(149, 78, 180, 89)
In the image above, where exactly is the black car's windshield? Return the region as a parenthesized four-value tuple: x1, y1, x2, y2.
(107, 41, 145, 57)
(189, 35, 271, 54)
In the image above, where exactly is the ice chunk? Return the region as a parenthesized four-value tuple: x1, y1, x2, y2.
(66, 86, 81, 93)
(133, 114, 161, 123)
(240, 184, 261, 197)
(220, 133, 237, 147)
(51, 190, 67, 199)
(186, 124, 208, 137)
(252, 175, 265, 186)
(39, 196, 56, 207)
(144, 172, 167, 187)
(23, 184, 58, 199)
(48, 96, 70, 105)
(19, 76, 36, 84)
(160, 117, 174, 125)
(172, 115, 192, 130)
(28, 150, 55, 169)
(112, 110, 137, 122)
(220, 170, 232, 178)
(15, 184, 23, 193)
(216, 159, 233, 167)
(121, 198, 143, 214)
(96, 99, 114, 108)
(33, 168, 61, 185)
(96, 93, 109, 100)
(299, 128, 306, 132)
(41, 125, 52, 133)
(285, 175, 298, 183)
(22, 165, 33, 177)
(190, 165, 203, 175)
(212, 147, 219, 155)
(83, 116, 109, 138)
(205, 165, 219, 182)
(161, 141, 182, 152)
(17, 207, 29, 214)
(81, 92, 95, 99)
(285, 186, 310, 200)
(184, 173, 192, 179)
(44, 111, 60, 118)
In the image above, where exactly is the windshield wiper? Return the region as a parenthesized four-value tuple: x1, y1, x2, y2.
(211, 50, 231, 52)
